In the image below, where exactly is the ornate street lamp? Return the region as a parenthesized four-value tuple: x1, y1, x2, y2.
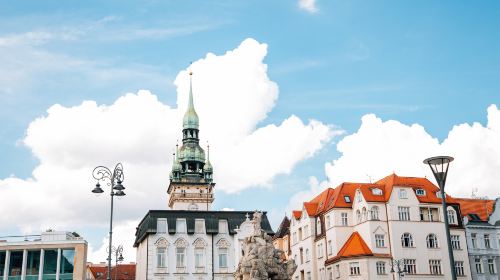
(108, 245, 124, 280)
(390, 258, 406, 280)
(92, 163, 126, 280)
(423, 156, 456, 280)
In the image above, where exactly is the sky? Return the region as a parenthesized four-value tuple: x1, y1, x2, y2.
(1, 0, 500, 262)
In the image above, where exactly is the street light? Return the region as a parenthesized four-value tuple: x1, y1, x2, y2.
(390, 258, 406, 280)
(108, 245, 124, 280)
(423, 156, 456, 280)
(92, 163, 126, 280)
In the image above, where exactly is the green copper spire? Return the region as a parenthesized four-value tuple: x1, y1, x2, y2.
(182, 71, 199, 130)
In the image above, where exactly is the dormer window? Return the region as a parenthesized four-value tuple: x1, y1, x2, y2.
(371, 188, 382, 196)
(415, 189, 425, 196)
(344, 196, 351, 203)
(399, 189, 408, 199)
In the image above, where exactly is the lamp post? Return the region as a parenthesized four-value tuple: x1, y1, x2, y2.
(108, 245, 124, 280)
(92, 163, 126, 280)
(423, 156, 456, 280)
(390, 258, 406, 280)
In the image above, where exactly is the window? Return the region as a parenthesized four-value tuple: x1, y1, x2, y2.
(376, 261, 386, 275)
(195, 248, 205, 268)
(475, 258, 483, 274)
(218, 220, 228, 234)
(375, 234, 385, 247)
(326, 215, 331, 228)
(419, 207, 439, 222)
(344, 196, 351, 203)
(357, 191, 362, 202)
(176, 247, 186, 268)
(317, 243, 323, 258)
(157, 248, 166, 268)
(401, 233, 414, 247)
(335, 264, 340, 278)
(447, 208, 457, 224)
(176, 219, 186, 233)
(426, 234, 439, 248)
(415, 188, 425, 196)
(399, 189, 408, 199)
(293, 232, 297, 244)
(471, 233, 477, 248)
(195, 219, 205, 234)
(429, 260, 442, 275)
(298, 228, 303, 240)
(362, 207, 367, 221)
(398, 207, 410, 221)
(42, 250, 58, 279)
(455, 261, 465, 276)
(0, 251, 5, 277)
(327, 267, 333, 280)
(328, 240, 332, 256)
(26, 250, 41, 278)
(372, 188, 382, 195)
(157, 218, 167, 233)
(218, 248, 228, 268)
(436, 191, 442, 198)
(304, 225, 309, 237)
(371, 206, 379, 220)
(306, 271, 311, 280)
(356, 210, 361, 223)
(317, 218, 322, 235)
(305, 249, 310, 262)
(485, 234, 491, 249)
(488, 259, 496, 274)
(349, 262, 360, 275)
(60, 250, 76, 280)
(341, 213, 348, 226)
(451, 235, 461, 250)
(404, 259, 417, 274)
(299, 248, 304, 264)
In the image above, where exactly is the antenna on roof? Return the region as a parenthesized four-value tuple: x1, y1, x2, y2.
(366, 174, 373, 183)
(471, 187, 478, 199)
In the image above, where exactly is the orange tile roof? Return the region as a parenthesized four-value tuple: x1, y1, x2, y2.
(292, 173, 460, 219)
(292, 210, 302, 219)
(337, 231, 373, 258)
(88, 264, 136, 280)
(455, 198, 495, 221)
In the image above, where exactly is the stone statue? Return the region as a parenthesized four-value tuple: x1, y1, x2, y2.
(234, 211, 297, 280)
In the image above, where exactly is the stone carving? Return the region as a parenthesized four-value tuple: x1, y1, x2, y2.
(234, 212, 297, 280)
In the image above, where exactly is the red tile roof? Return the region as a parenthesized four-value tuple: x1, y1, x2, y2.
(324, 232, 391, 265)
(455, 198, 495, 221)
(88, 264, 136, 280)
(292, 173, 459, 218)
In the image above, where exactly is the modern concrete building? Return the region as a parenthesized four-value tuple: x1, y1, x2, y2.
(456, 197, 500, 280)
(134, 73, 274, 280)
(285, 174, 471, 280)
(0, 230, 87, 280)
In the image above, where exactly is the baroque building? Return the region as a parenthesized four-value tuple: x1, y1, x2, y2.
(134, 73, 274, 280)
(280, 174, 472, 280)
(455, 197, 500, 280)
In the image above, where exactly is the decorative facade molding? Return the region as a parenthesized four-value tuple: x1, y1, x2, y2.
(216, 238, 230, 248)
(174, 238, 188, 248)
(193, 237, 207, 248)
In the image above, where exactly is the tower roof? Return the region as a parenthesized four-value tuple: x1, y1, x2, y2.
(182, 72, 199, 130)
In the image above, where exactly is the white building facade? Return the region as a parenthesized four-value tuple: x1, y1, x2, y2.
(289, 174, 472, 280)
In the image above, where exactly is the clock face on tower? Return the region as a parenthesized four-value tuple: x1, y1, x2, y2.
(189, 203, 199, 210)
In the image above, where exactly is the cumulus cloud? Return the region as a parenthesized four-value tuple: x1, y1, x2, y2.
(298, 0, 319, 13)
(286, 104, 500, 212)
(1, 38, 335, 261)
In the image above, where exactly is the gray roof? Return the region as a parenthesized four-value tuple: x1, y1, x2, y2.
(134, 210, 274, 247)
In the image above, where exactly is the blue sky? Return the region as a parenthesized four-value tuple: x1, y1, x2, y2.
(1, 0, 500, 261)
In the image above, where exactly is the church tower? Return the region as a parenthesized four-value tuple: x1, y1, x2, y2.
(167, 72, 215, 210)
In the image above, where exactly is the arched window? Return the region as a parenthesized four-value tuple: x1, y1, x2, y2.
(426, 234, 439, 248)
(362, 207, 367, 221)
(356, 210, 361, 223)
(193, 238, 207, 270)
(401, 233, 414, 247)
(155, 238, 169, 269)
(217, 238, 230, 268)
(316, 218, 322, 235)
(371, 206, 379, 220)
(174, 238, 188, 268)
(447, 208, 457, 224)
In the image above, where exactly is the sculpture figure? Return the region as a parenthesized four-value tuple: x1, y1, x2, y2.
(234, 211, 297, 280)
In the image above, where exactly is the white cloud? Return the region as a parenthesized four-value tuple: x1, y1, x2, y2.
(284, 104, 500, 214)
(298, 0, 319, 13)
(1, 38, 335, 261)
